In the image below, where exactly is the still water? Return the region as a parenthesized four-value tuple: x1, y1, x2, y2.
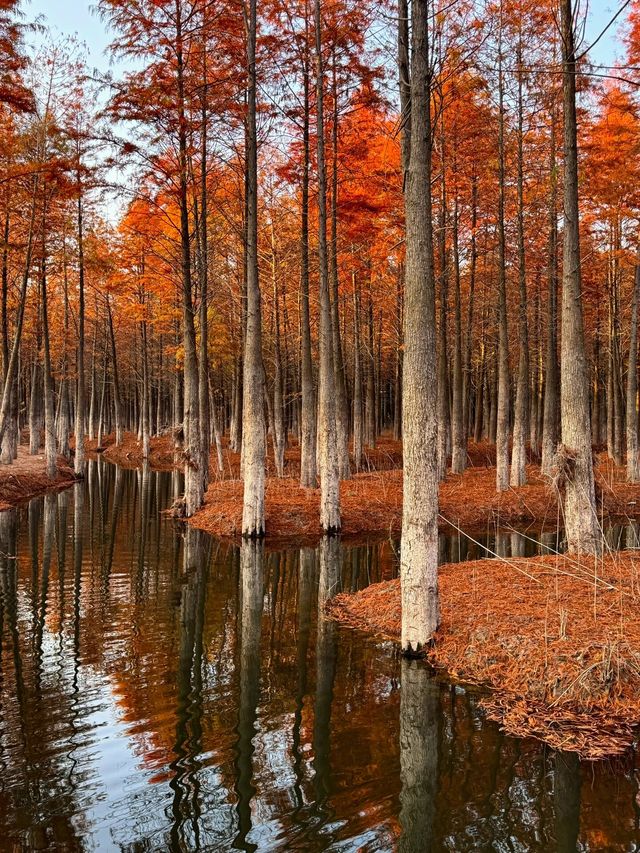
(0, 460, 639, 851)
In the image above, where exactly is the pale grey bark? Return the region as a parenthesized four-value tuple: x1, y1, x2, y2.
(399, 660, 438, 853)
(241, 0, 266, 535)
(315, 0, 341, 533)
(400, 0, 440, 653)
(74, 189, 86, 477)
(496, 41, 510, 493)
(558, 0, 601, 554)
(541, 109, 559, 476)
(626, 254, 640, 482)
(352, 275, 363, 471)
(510, 40, 529, 487)
(450, 195, 465, 474)
(40, 237, 57, 479)
(329, 63, 350, 480)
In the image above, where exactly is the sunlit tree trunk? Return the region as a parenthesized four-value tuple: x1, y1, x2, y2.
(352, 274, 363, 470)
(451, 193, 465, 474)
(299, 11, 317, 488)
(559, 0, 601, 554)
(315, 0, 340, 533)
(400, 0, 439, 653)
(541, 106, 559, 476)
(626, 255, 640, 482)
(241, 0, 266, 536)
(510, 39, 529, 486)
(176, 0, 204, 517)
(496, 35, 510, 493)
(329, 60, 350, 479)
(40, 214, 56, 479)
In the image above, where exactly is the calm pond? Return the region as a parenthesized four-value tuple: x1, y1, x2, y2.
(0, 460, 639, 851)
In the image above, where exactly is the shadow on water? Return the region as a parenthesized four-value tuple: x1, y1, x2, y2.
(0, 458, 639, 849)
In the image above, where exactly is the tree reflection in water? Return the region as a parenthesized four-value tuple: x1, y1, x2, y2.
(0, 462, 638, 850)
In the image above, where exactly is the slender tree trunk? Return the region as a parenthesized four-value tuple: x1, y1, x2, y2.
(40, 218, 56, 479)
(315, 0, 340, 533)
(496, 40, 510, 492)
(106, 298, 123, 446)
(198, 96, 211, 489)
(451, 193, 465, 473)
(462, 173, 477, 443)
(74, 185, 86, 477)
(400, 0, 439, 652)
(176, 0, 204, 516)
(626, 254, 640, 482)
(271, 224, 285, 477)
(329, 60, 350, 479)
(352, 274, 363, 471)
(541, 108, 559, 476)
(299, 5, 317, 488)
(241, 0, 266, 535)
(559, 0, 600, 553)
(510, 41, 529, 486)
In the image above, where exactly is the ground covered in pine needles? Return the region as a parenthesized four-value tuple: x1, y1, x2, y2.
(0, 447, 77, 509)
(188, 459, 640, 545)
(327, 552, 640, 759)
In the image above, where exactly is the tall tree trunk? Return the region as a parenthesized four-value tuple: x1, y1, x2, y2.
(462, 173, 477, 443)
(0, 179, 37, 456)
(315, 0, 340, 533)
(74, 185, 86, 477)
(510, 40, 529, 486)
(496, 39, 510, 492)
(40, 216, 56, 479)
(400, 0, 439, 653)
(626, 254, 640, 482)
(541, 107, 559, 476)
(352, 273, 363, 471)
(271, 224, 285, 477)
(106, 298, 123, 446)
(451, 193, 465, 473)
(176, 0, 204, 517)
(198, 95, 211, 490)
(329, 59, 350, 479)
(241, 0, 266, 535)
(559, 0, 600, 554)
(299, 2, 316, 488)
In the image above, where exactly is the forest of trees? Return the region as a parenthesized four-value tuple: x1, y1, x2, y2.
(0, 0, 639, 652)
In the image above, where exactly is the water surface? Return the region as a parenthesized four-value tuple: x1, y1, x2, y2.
(0, 461, 639, 850)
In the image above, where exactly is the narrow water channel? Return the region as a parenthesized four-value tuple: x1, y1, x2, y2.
(0, 460, 639, 850)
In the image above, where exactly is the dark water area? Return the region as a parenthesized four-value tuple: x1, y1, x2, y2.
(1, 461, 640, 851)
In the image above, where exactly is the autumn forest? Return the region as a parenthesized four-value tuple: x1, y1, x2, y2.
(3, 0, 640, 845)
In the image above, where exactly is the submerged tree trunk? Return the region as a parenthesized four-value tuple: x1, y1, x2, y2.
(241, 0, 266, 536)
(315, 0, 340, 533)
(559, 0, 601, 554)
(400, 0, 439, 653)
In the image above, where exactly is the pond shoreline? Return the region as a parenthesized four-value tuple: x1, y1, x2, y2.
(327, 552, 640, 760)
(0, 447, 77, 510)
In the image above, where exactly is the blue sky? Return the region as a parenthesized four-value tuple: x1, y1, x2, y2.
(27, 0, 624, 71)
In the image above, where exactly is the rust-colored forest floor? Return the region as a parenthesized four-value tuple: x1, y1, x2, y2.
(327, 552, 640, 759)
(0, 447, 77, 510)
(189, 457, 640, 546)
